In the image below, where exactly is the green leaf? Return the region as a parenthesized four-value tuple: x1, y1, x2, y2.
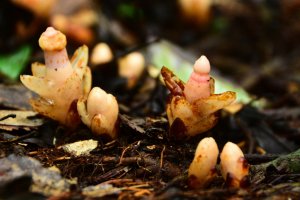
(117, 3, 143, 20)
(212, 17, 229, 32)
(0, 45, 32, 80)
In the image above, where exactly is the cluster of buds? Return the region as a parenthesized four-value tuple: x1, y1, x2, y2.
(20, 27, 236, 143)
(188, 137, 249, 188)
(20, 27, 247, 188)
(161, 56, 236, 138)
(21, 27, 118, 139)
(90, 42, 146, 89)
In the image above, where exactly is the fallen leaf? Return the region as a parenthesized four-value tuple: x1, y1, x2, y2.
(0, 84, 35, 110)
(61, 139, 98, 156)
(0, 110, 44, 131)
(0, 154, 75, 197)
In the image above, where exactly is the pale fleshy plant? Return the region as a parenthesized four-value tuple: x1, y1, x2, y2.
(118, 52, 145, 89)
(21, 27, 120, 138)
(77, 87, 119, 139)
(188, 137, 219, 188)
(188, 139, 249, 188)
(20, 27, 91, 127)
(220, 142, 249, 188)
(90, 42, 113, 66)
(90, 43, 145, 89)
(161, 55, 236, 138)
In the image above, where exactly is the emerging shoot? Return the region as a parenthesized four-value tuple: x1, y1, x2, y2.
(20, 27, 91, 127)
(188, 137, 219, 188)
(220, 142, 249, 188)
(21, 26, 119, 137)
(90, 43, 113, 66)
(77, 87, 119, 139)
(161, 55, 236, 138)
(118, 52, 145, 89)
(184, 56, 211, 102)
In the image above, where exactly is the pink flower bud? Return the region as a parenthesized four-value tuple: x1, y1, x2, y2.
(184, 55, 211, 103)
(39, 27, 73, 85)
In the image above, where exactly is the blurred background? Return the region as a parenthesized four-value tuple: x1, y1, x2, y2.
(1, 0, 300, 105)
(1, 0, 300, 152)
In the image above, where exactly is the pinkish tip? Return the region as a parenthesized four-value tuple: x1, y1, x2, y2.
(44, 27, 57, 37)
(194, 55, 210, 74)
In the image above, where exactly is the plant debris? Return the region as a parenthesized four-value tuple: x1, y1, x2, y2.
(0, 110, 43, 131)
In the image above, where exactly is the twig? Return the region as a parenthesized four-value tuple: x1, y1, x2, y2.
(86, 166, 131, 184)
(0, 114, 16, 121)
(0, 130, 39, 144)
(160, 145, 166, 169)
(99, 178, 134, 186)
(244, 154, 280, 164)
(119, 141, 141, 165)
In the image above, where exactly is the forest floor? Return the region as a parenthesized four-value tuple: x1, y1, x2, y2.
(0, 1, 300, 199)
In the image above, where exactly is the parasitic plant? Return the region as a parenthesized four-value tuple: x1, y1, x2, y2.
(188, 137, 219, 188)
(220, 142, 249, 188)
(77, 87, 119, 139)
(20, 27, 91, 127)
(161, 55, 236, 138)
